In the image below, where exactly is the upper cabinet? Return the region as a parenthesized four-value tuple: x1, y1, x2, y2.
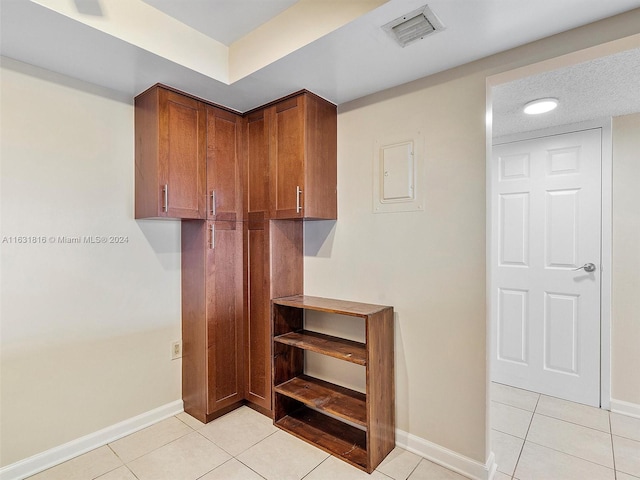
(206, 106, 242, 222)
(135, 86, 206, 219)
(269, 92, 337, 220)
(136, 87, 337, 222)
(243, 109, 270, 223)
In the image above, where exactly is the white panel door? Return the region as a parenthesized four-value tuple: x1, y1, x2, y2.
(491, 129, 602, 406)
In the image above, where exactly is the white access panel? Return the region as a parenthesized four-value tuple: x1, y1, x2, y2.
(382, 141, 414, 201)
(373, 132, 424, 213)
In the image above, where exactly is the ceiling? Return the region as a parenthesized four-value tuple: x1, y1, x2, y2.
(140, 0, 299, 46)
(1, 0, 640, 118)
(492, 47, 640, 139)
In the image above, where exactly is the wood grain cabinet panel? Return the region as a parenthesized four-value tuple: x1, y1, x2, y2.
(182, 220, 244, 422)
(244, 219, 303, 414)
(269, 92, 337, 220)
(244, 220, 271, 411)
(244, 109, 270, 222)
(135, 86, 206, 219)
(206, 106, 242, 222)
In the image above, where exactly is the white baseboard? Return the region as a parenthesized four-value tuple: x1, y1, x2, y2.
(396, 429, 497, 480)
(0, 400, 183, 480)
(610, 398, 640, 419)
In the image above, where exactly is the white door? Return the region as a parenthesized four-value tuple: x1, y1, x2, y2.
(491, 128, 602, 407)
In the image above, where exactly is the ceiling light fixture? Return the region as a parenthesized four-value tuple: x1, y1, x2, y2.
(523, 98, 559, 115)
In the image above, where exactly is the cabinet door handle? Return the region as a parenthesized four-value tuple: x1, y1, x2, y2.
(209, 224, 215, 249)
(210, 190, 216, 217)
(296, 186, 302, 214)
(162, 184, 168, 212)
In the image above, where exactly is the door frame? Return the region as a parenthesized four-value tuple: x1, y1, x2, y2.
(488, 119, 612, 409)
(484, 33, 640, 466)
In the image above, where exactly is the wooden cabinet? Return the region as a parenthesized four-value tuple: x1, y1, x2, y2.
(135, 84, 338, 422)
(181, 220, 244, 422)
(269, 92, 337, 220)
(135, 85, 206, 219)
(243, 109, 270, 223)
(244, 218, 270, 411)
(244, 219, 303, 414)
(206, 106, 242, 222)
(272, 295, 395, 473)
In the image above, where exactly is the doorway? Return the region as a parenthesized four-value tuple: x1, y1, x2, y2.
(490, 127, 603, 407)
(484, 46, 639, 411)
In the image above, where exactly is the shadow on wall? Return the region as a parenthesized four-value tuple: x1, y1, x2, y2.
(136, 219, 181, 270)
(303, 220, 336, 257)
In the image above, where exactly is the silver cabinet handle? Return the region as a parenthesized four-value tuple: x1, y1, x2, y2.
(209, 224, 215, 249)
(162, 184, 168, 212)
(573, 263, 596, 273)
(210, 190, 216, 217)
(296, 186, 302, 214)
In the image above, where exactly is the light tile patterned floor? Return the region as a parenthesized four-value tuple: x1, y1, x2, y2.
(491, 382, 640, 480)
(26, 386, 640, 480)
(26, 406, 454, 480)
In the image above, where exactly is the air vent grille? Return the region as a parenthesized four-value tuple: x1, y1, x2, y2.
(383, 5, 445, 47)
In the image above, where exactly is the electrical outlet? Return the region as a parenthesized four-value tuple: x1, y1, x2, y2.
(171, 340, 182, 360)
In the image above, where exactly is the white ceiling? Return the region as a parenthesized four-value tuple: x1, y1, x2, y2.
(140, 0, 299, 46)
(492, 47, 640, 139)
(1, 0, 640, 115)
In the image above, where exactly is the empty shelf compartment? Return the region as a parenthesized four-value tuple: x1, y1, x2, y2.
(275, 374, 366, 426)
(276, 406, 368, 471)
(274, 330, 366, 365)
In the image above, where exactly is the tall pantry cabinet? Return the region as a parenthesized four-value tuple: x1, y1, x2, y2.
(181, 104, 244, 422)
(135, 85, 337, 420)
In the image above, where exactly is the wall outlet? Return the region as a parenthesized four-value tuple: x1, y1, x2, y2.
(171, 340, 182, 360)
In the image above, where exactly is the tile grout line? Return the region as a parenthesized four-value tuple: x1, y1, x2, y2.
(404, 457, 423, 479)
(532, 411, 612, 434)
(232, 454, 269, 480)
(609, 413, 618, 480)
(192, 457, 233, 480)
(523, 438, 617, 471)
(299, 455, 330, 479)
(491, 399, 537, 414)
(509, 393, 540, 480)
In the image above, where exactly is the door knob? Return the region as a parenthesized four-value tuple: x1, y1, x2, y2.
(572, 263, 596, 273)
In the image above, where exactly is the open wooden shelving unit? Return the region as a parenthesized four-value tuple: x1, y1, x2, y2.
(272, 295, 394, 473)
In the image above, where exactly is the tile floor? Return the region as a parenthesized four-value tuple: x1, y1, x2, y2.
(26, 406, 461, 480)
(491, 382, 640, 480)
(26, 384, 640, 480)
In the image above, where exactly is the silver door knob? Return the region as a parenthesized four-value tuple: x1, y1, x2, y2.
(572, 263, 596, 273)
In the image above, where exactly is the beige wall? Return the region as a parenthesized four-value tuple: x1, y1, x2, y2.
(612, 113, 640, 406)
(304, 9, 640, 463)
(0, 58, 182, 466)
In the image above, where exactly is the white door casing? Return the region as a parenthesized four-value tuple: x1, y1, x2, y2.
(491, 128, 602, 407)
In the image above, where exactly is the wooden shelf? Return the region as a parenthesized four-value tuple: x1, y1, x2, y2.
(273, 295, 391, 317)
(274, 330, 366, 365)
(276, 406, 368, 470)
(272, 295, 394, 473)
(275, 374, 366, 427)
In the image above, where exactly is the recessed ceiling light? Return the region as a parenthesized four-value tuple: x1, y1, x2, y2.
(523, 98, 559, 115)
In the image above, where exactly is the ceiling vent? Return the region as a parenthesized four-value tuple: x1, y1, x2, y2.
(382, 5, 445, 47)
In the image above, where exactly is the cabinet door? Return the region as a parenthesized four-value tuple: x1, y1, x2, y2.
(270, 96, 305, 219)
(244, 220, 272, 410)
(206, 107, 241, 222)
(206, 220, 244, 413)
(244, 109, 270, 221)
(159, 89, 206, 219)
